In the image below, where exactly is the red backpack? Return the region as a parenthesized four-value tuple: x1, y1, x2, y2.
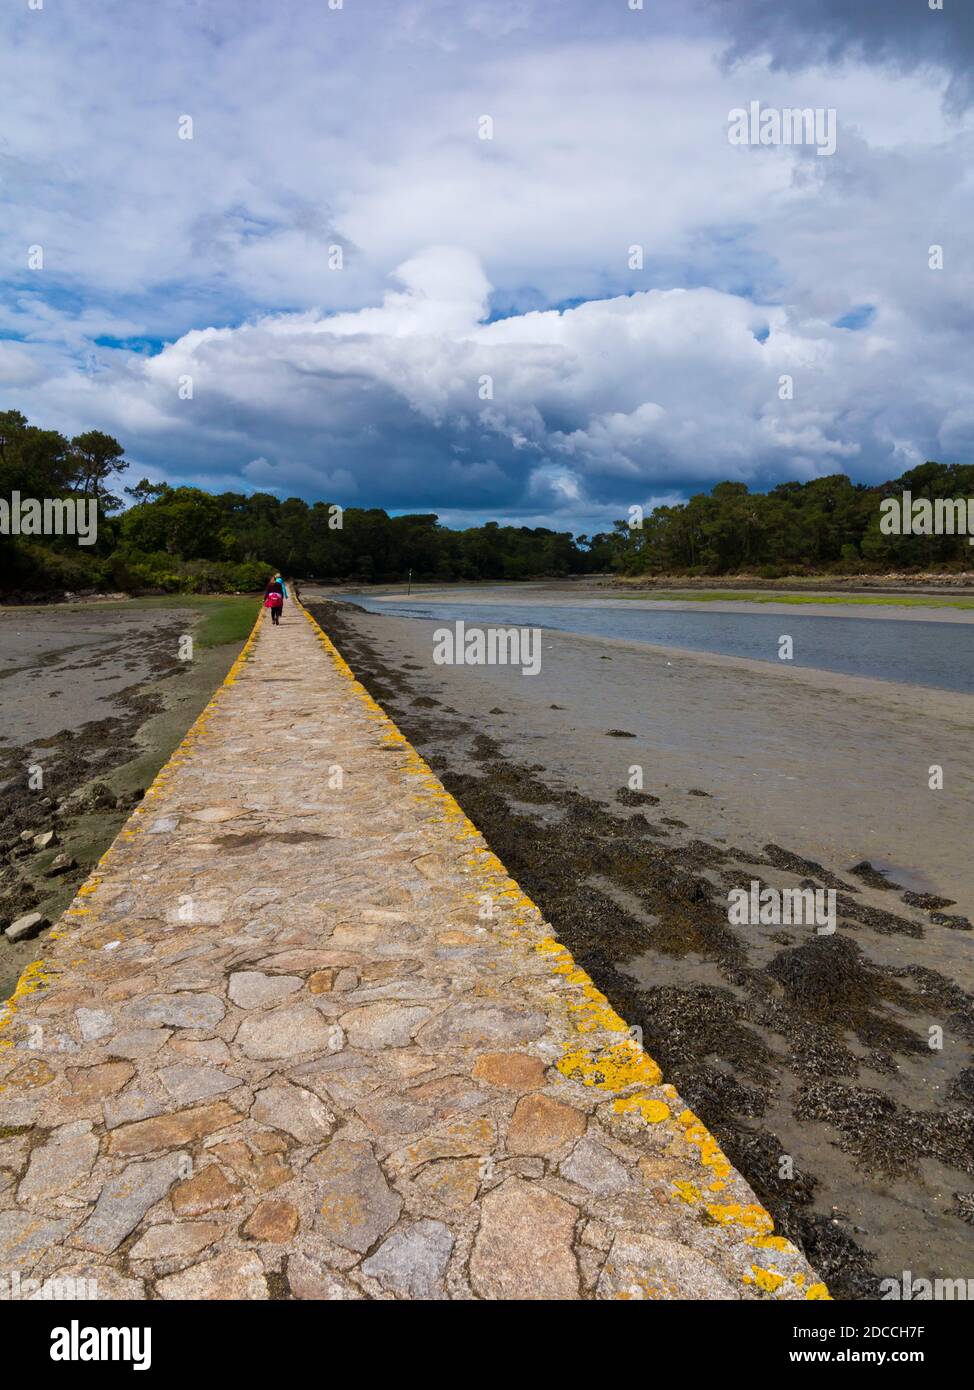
(264, 590, 283, 608)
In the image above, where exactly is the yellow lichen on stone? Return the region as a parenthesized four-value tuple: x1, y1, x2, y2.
(675, 1108, 734, 1180)
(749, 1265, 785, 1293)
(747, 1234, 792, 1252)
(612, 1093, 671, 1123)
(557, 1040, 663, 1092)
(0, 958, 54, 1048)
(704, 1203, 775, 1232)
(672, 1180, 702, 1205)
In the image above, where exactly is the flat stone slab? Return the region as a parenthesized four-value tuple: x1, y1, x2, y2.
(124, 992, 226, 1031)
(18, 1122, 99, 1202)
(0, 603, 826, 1300)
(71, 1153, 186, 1254)
(228, 971, 303, 1009)
(361, 1218, 454, 1299)
(235, 1005, 338, 1060)
(470, 1178, 580, 1301)
(158, 1063, 238, 1105)
(311, 1140, 402, 1253)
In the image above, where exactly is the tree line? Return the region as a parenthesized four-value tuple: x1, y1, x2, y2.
(604, 464, 974, 578)
(1, 408, 970, 594)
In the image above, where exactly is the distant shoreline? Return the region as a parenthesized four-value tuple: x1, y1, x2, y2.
(321, 578, 974, 622)
(4, 566, 974, 611)
(314, 572, 974, 605)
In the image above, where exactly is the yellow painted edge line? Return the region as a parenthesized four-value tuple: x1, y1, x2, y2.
(0, 604, 265, 1045)
(298, 596, 830, 1300)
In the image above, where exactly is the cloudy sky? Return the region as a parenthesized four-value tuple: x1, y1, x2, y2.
(1, 0, 971, 534)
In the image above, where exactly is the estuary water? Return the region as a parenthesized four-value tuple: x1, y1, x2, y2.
(336, 594, 974, 695)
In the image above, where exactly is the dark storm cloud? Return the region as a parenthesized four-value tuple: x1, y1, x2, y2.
(710, 0, 974, 111)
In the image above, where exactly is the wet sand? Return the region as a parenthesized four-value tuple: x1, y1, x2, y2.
(306, 594, 974, 1300)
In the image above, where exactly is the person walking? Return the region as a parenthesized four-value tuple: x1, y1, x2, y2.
(263, 574, 285, 626)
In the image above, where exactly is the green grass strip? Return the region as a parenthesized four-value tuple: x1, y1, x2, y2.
(61, 594, 262, 645)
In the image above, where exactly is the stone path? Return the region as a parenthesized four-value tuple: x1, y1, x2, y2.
(0, 601, 828, 1300)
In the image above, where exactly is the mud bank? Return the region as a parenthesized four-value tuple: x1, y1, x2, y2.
(306, 598, 974, 1300)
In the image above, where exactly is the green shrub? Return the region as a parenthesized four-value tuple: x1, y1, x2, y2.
(2, 542, 112, 593)
(112, 549, 269, 594)
(227, 560, 273, 591)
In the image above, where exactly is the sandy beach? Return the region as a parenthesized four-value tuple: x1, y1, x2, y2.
(306, 589, 974, 1299)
